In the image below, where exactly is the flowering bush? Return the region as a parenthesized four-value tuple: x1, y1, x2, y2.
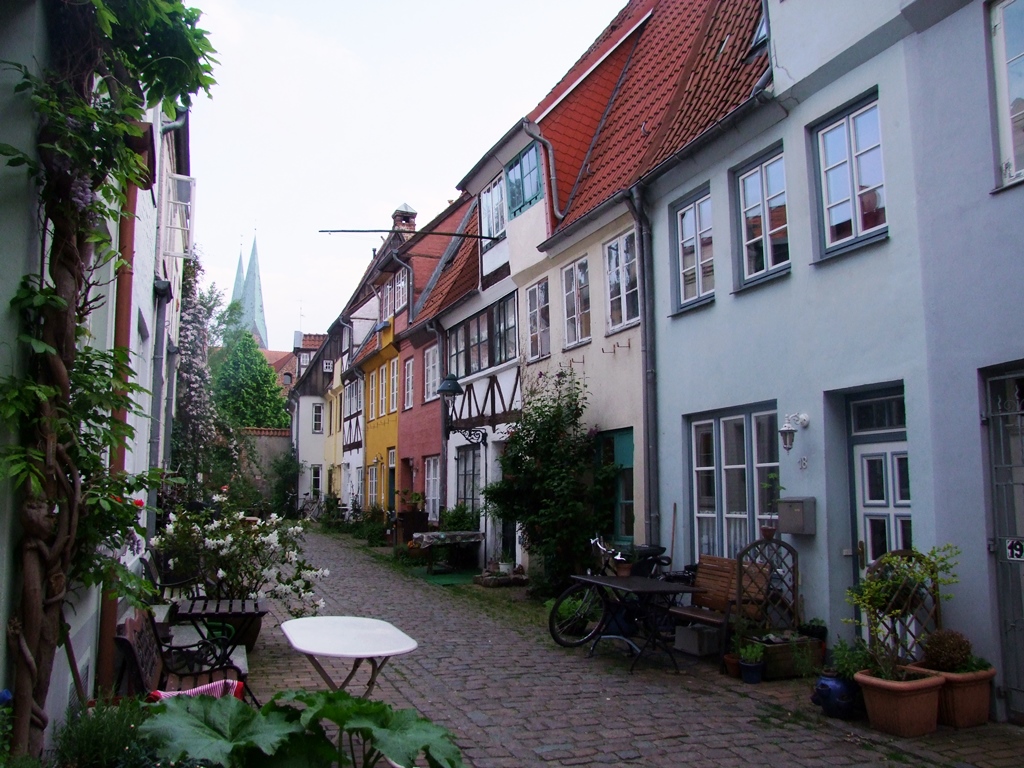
(152, 503, 329, 617)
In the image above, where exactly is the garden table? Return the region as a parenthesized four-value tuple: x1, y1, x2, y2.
(571, 574, 705, 673)
(280, 616, 418, 697)
(172, 597, 266, 668)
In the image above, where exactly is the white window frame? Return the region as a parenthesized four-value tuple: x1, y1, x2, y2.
(404, 358, 414, 410)
(368, 371, 376, 420)
(381, 279, 394, 319)
(526, 279, 550, 361)
(388, 448, 396, 468)
(456, 445, 482, 513)
(164, 173, 196, 259)
(676, 192, 714, 305)
(817, 101, 886, 250)
(992, 0, 1024, 183)
(395, 269, 408, 311)
(506, 143, 542, 219)
(423, 344, 440, 401)
(562, 257, 591, 347)
(480, 173, 507, 241)
(311, 464, 322, 497)
(389, 358, 399, 413)
(738, 152, 788, 281)
(300, 352, 310, 367)
(368, 465, 378, 506)
(378, 364, 387, 416)
(490, 293, 517, 365)
(312, 403, 324, 434)
(424, 455, 440, 521)
(605, 230, 639, 330)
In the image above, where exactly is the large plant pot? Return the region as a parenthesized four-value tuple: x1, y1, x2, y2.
(723, 652, 742, 679)
(740, 661, 764, 684)
(909, 663, 996, 728)
(854, 670, 944, 737)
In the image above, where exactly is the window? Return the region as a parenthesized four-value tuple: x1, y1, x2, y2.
(312, 403, 324, 434)
(563, 258, 591, 346)
(506, 143, 542, 219)
(738, 152, 788, 281)
(456, 445, 481, 513)
(327, 401, 333, 435)
(283, 372, 293, 385)
(447, 294, 517, 376)
(372, 372, 380, 421)
(404, 358, 414, 410)
(355, 466, 364, 509)
(423, 345, 440, 401)
(605, 230, 639, 329)
(381, 279, 394, 319)
(163, 173, 196, 259)
(692, 408, 779, 557)
(395, 269, 408, 311)
(993, 0, 1024, 182)
(300, 352, 310, 367)
(676, 192, 714, 304)
(480, 173, 506, 241)
(368, 465, 378, 506)
(323, 359, 334, 372)
(526, 279, 550, 360)
(311, 464, 322, 497)
(424, 455, 440, 521)
(378, 364, 387, 417)
(389, 358, 398, 413)
(816, 101, 886, 249)
(388, 448, 396, 468)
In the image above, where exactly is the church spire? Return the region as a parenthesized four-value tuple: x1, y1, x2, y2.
(241, 237, 269, 349)
(231, 250, 245, 307)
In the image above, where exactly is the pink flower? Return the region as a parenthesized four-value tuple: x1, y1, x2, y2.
(133, 499, 145, 508)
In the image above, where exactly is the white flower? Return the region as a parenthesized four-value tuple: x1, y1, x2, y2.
(286, 551, 297, 564)
(165, 522, 175, 535)
(168, 513, 177, 523)
(167, 558, 176, 570)
(150, 535, 162, 548)
(217, 568, 226, 579)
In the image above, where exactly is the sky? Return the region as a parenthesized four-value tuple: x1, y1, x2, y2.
(189, 0, 628, 351)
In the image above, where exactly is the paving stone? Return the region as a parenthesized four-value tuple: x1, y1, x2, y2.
(246, 530, 1023, 768)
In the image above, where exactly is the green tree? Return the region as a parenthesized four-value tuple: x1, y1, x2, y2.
(213, 332, 290, 428)
(483, 370, 615, 592)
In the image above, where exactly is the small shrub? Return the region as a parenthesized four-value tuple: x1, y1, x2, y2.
(739, 643, 765, 664)
(921, 628, 974, 672)
(830, 637, 872, 680)
(439, 503, 479, 532)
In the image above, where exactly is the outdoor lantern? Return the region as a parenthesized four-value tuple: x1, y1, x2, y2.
(436, 373, 486, 444)
(779, 413, 809, 453)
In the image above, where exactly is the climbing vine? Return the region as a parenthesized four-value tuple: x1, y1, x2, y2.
(0, 0, 214, 756)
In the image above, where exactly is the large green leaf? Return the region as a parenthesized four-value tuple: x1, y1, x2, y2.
(141, 695, 303, 767)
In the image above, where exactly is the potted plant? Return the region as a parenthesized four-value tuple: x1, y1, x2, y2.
(811, 637, 870, 719)
(739, 642, 765, 684)
(846, 545, 960, 737)
(910, 629, 996, 728)
(498, 545, 515, 575)
(797, 617, 828, 643)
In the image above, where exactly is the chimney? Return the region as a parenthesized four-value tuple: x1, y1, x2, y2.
(392, 203, 417, 233)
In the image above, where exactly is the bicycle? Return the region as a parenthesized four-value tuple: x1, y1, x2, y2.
(548, 537, 672, 647)
(299, 493, 325, 521)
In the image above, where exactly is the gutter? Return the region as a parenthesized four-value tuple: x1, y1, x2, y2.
(625, 187, 659, 547)
(146, 279, 173, 537)
(537, 190, 629, 253)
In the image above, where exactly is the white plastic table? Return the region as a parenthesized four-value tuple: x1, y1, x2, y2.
(280, 616, 418, 697)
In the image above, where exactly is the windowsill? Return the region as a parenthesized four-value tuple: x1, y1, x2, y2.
(562, 338, 592, 353)
(605, 318, 640, 336)
(480, 231, 506, 253)
(671, 294, 715, 317)
(731, 264, 790, 295)
(525, 353, 551, 366)
(991, 176, 1024, 195)
(814, 229, 889, 265)
(423, 394, 440, 404)
(508, 195, 543, 221)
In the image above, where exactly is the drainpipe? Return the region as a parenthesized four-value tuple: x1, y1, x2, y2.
(626, 185, 660, 548)
(146, 280, 173, 537)
(427, 319, 448, 512)
(521, 120, 566, 222)
(96, 178, 138, 694)
(162, 343, 179, 471)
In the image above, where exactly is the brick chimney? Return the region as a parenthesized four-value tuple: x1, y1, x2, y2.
(392, 203, 417, 233)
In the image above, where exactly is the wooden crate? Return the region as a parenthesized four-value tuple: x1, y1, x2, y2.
(755, 636, 825, 680)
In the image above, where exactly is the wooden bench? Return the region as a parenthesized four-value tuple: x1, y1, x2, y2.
(668, 555, 737, 628)
(115, 608, 252, 702)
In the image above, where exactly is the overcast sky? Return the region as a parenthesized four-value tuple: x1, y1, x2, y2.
(189, 0, 627, 351)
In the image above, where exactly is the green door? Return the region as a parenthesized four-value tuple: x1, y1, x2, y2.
(600, 429, 634, 547)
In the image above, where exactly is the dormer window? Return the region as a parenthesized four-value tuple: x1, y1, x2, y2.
(395, 269, 408, 311)
(381, 279, 394, 319)
(506, 143, 542, 219)
(751, 14, 767, 51)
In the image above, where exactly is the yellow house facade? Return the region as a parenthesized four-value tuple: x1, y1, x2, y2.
(359, 321, 400, 510)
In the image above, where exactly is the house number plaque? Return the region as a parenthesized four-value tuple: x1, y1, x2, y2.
(1007, 538, 1024, 562)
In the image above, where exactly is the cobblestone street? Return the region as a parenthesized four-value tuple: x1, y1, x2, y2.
(247, 531, 1024, 768)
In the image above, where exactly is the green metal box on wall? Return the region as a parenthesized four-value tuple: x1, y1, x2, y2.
(777, 497, 816, 535)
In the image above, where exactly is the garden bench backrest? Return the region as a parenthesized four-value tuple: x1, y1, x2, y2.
(691, 555, 736, 614)
(116, 609, 164, 694)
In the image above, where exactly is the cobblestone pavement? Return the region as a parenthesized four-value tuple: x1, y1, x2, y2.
(247, 531, 1024, 768)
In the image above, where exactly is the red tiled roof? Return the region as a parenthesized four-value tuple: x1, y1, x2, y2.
(398, 194, 473, 299)
(416, 204, 480, 325)
(554, 0, 768, 234)
(261, 349, 291, 369)
(352, 332, 380, 368)
(300, 333, 328, 350)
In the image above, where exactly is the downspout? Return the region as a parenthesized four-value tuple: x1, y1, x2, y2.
(146, 280, 173, 538)
(521, 120, 566, 222)
(162, 343, 179, 472)
(96, 178, 139, 694)
(427, 319, 448, 512)
(626, 185, 660, 547)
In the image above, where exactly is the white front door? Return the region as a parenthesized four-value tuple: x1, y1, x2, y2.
(854, 441, 912, 576)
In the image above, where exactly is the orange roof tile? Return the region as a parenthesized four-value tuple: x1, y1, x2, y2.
(416, 204, 480, 325)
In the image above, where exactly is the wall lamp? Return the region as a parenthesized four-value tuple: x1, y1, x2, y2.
(436, 373, 487, 444)
(779, 412, 809, 453)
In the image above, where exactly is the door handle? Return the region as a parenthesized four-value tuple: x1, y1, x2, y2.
(857, 540, 866, 569)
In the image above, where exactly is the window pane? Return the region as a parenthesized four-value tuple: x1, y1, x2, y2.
(681, 240, 696, 270)
(746, 240, 765, 276)
(856, 146, 884, 190)
(694, 424, 714, 466)
(742, 170, 761, 205)
(1006, 0, 1024, 57)
(680, 207, 695, 240)
(767, 193, 787, 233)
(860, 188, 886, 230)
(682, 268, 697, 300)
(898, 517, 913, 550)
(868, 516, 889, 560)
(722, 418, 745, 465)
(724, 468, 747, 514)
(826, 165, 850, 206)
(821, 123, 848, 168)
(764, 157, 786, 197)
(895, 454, 911, 502)
(828, 202, 853, 242)
(852, 106, 880, 152)
(865, 456, 887, 503)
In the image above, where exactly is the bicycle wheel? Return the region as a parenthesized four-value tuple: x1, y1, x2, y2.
(549, 582, 606, 647)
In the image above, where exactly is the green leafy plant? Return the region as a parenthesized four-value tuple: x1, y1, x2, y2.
(483, 370, 615, 592)
(829, 637, 873, 681)
(845, 545, 960, 680)
(920, 629, 991, 673)
(739, 643, 765, 664)
(439, 502, 478, 533)
(140, 689, 464, 768)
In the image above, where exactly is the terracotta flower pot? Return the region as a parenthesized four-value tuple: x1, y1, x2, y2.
(615, 561, 633, 577)
(854, 669, 944, 737)
(909, 662, 996, 728)
(724, 652, 742, 679)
